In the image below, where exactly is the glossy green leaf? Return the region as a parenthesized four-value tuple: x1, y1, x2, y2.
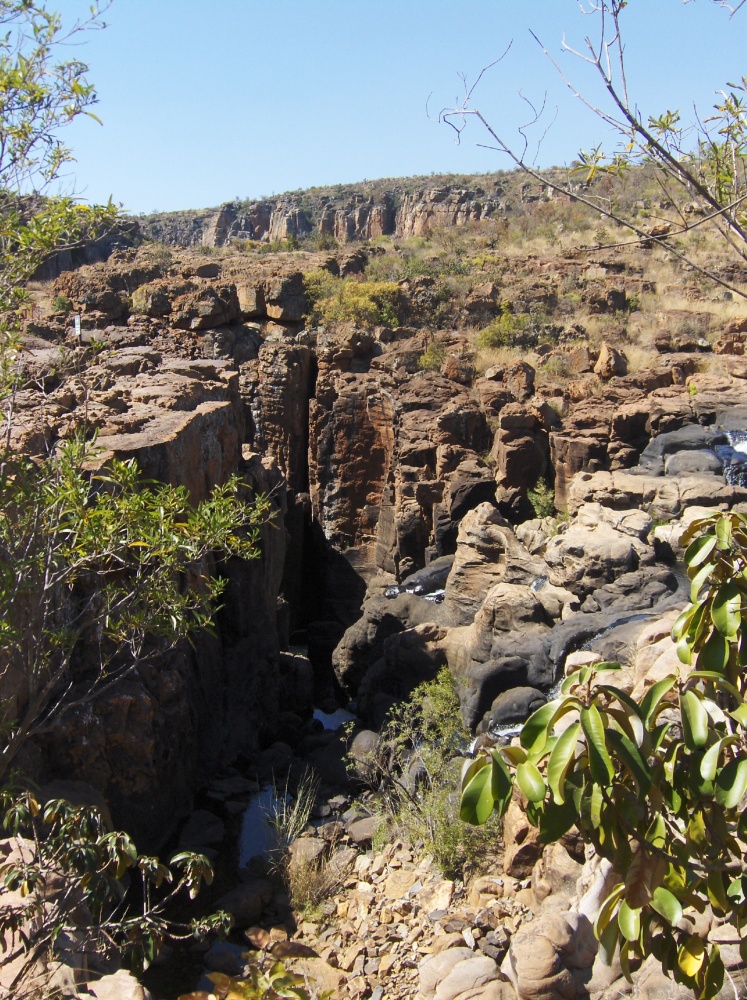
(520, 698, 564, 754)
(703, 946, 725, 999)
(640, 676, 676, 727)
(697, 628, 730, 672)
(516, 760, 546, 803)
(730, 703, 747, 728)
(594, 882, 625, 938)
(646, 814, 667, 850)
(650, 886, 683, 925)
(597, 913, 620, 968)
(687, 810, 708, 847)
(678, 935, 706, 978)
(715, 515, 733, 550)
(617, 899, 641, 943)
(460, 760, 495, 825)
(684, 533, 718, 568)
(537, 796, 579, 844)
(606, 729, 651, 793)
(589, 784, 604, 829)
(700, 736, 737, 782)
(681, 689, 709, 749)
(581, 705, 614, 784)
(501, 745, 528, 766)
(706, 871, 730, 914)
(547, 722, 580, 804)
(489, 749, 514, 817)
(714, 756, 747, 809)
(598, 686, 644, 745)
(461, 755, 488, 788)
(690, 560, 716, 603)
(690, 671, 742, 701)
(712, 582, 742, 638)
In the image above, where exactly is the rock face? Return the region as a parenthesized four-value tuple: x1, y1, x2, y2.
(140, 176, 508, 248)
(14, 241, 747, 848)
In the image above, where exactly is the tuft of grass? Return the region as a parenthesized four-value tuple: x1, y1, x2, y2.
(267, 769, 354, 919)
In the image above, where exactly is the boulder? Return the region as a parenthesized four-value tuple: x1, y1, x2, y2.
(593, 342, 627, 379)
(477, 686, 547, 734)
(544, 505, 655, 597)
(88, 970, 155, 1000)
(215, 879, 274, 928)
(443, 504, 547, 627)
(504, 911, 597, 1000)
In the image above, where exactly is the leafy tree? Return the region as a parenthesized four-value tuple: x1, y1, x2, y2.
(0, 440, 272, 785)
(440, 0, 747, 299)
(0, 791, 229, 994)
(460, 510, 747, 999)
(0, 0, 118, 313)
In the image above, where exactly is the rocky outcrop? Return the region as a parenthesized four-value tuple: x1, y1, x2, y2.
(139, 176, 509, 248)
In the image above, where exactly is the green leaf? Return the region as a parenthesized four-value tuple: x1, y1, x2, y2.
(516, 761, 546, 803)
(520, 698, 564, 754)
(712, 582, 742, 638)
(547, 722, 580, 804)
(690, 671, 742, 701)
(690, 561, 716, 603)
(581, 705, 614, 784)
(681, 690, 709, 749)
(715, 515, 733, 550)
(597, 914, 620, 968)
(460, 760, 495, 825)
(594, 883, 625, 937)
(684, 533, 717, 569)
(696, 629, 729, 672)
(678, 935, 706, 978)
(714, 756, 747, 809)
(606, 729, 651, 794)
(617, 899, 641, 943)
(706, 871, 730, 914)
(650, 886, 683, 926)
(537, 796, 579, 844)
(702, 946, 725, 1000)
(489, 750, 514, 817)
(640, 676, 676, 727)
(598, 686, 644, 745)
(700, 736, 737, 782)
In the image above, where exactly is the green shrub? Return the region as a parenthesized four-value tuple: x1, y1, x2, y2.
(52, 294, 73, 313)
(541, 354, 570, 378)
(418, 338, 447, 372)
(527, 477, 556, 518)
(461, 509, 747, 999)
(476, 310, 535, 350)
(313, 278, 404, 329)
(352, 668, 501, 880)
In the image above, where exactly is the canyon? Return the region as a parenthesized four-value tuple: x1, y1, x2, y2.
(6, 178, 747, 999)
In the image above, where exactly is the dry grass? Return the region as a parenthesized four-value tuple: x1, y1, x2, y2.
(285, 844, 355, 918)
(473, 343, 525, 374)
(623, 343, 661, 373)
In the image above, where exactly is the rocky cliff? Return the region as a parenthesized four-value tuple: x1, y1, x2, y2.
(12, 227, 747, 850)
(136, 171, 561, 248)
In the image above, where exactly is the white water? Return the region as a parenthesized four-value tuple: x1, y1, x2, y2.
(717, 430, 747, 487)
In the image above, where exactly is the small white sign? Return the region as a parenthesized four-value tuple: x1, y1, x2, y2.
(74, 314, 81, 338)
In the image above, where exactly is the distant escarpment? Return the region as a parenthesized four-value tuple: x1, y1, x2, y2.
(136, 171, 571, 248)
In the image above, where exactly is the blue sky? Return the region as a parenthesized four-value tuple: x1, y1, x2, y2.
(51, 0, 746, 215)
